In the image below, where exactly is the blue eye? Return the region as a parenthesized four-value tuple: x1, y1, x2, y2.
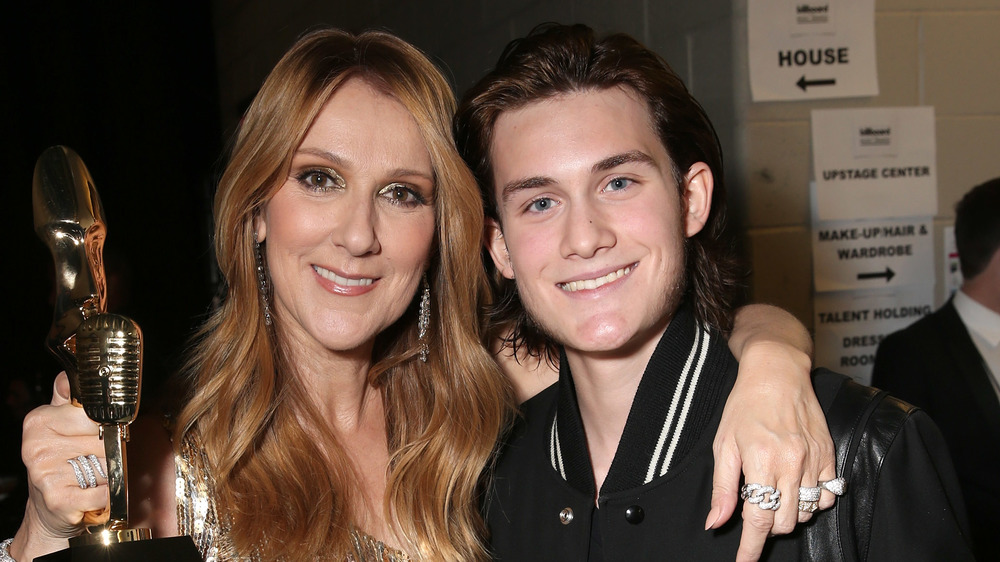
(528, 197, 555, 212)
(605, 177, 633, 192)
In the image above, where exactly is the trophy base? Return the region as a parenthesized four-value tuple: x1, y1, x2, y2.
(36, 536, 201, 561)
(69, 526, 151, 547)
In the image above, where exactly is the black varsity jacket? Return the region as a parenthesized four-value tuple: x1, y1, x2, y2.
(486, 306, 973, 561)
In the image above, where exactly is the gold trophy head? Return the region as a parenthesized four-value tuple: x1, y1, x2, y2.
(33, 145, 108, 397)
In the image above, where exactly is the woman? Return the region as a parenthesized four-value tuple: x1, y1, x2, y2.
(8, 28, 828, 561)
(16, 28, 507, 561)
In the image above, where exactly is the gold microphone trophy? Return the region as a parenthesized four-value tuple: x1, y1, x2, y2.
(32, 146, 199, 561)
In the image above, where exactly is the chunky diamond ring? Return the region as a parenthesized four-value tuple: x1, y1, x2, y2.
(740, 483, 781, 511)
(798, 486, 822, 502)
(76, 455, 97, 488)
(818, 477, 847, 496)
(67, 455, 105, 489)
(67, 458, 89, 489)
(798, 500, 820, 513)
(83, 454, 107, 479)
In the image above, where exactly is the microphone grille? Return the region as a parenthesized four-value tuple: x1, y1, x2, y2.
(75, 313, 143, 425)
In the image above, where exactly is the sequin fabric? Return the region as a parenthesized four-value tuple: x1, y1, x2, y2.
(348, 531, 411, 562)
(175, 431, 409, 561)
(175, 430, 241, 561)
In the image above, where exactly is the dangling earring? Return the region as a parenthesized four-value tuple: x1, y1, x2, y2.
(417, 275, 430, 362)
(254, 231, 272, 326)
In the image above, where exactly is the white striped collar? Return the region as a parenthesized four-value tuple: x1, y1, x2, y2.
(546, 305, 735, 496)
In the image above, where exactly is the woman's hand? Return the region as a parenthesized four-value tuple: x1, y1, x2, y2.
(712, 305, 836, 562)
(9, 372, 109, 561)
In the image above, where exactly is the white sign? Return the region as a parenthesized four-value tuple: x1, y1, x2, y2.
(812, 216, 934, 292)
(814, 286, 934, 384)
(748, 0, 878, 101)
(811, 107, 938, 221)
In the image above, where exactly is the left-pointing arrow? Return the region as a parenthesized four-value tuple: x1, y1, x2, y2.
(797, 75, 836, 91)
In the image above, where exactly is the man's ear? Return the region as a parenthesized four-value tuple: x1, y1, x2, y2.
(484, 218, 515, 279)
(682, 162, 714, 238)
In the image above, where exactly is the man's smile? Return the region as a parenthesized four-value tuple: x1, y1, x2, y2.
(558, 263, 637, 292)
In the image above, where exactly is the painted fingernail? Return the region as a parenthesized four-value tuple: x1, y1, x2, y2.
(705, 506, 722, 530)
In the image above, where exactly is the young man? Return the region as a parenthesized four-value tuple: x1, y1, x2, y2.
(873, 178, 1000, 560)
(456, 24, 973, 561)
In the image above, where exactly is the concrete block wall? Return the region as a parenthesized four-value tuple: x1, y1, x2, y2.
(211, 0, 1000, 330)
(735, 0, 1000, 327)
(210, 0, 733, 134)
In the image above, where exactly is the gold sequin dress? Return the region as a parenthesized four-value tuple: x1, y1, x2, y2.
(175, 431, 410, 561)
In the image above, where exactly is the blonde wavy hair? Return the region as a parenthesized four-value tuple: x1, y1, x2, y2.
(174, 28, 513, 560)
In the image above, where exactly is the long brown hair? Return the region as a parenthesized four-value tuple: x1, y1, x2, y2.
(455, 23, 740, 361)
(175, 28, 513, 560)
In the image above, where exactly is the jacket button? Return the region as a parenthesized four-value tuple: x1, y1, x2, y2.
(559, 507, 574, 525)
(624, 505, 644, 524)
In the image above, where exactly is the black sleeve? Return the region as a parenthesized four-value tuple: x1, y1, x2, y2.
(866, 409, 974, 561)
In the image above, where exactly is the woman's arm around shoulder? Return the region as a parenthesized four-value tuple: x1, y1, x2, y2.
(715, 304, 836, 562)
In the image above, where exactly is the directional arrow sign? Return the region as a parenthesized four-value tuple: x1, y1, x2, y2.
(797, 75, 836, 91)
(749, 0, 877, 101)
(812, 216, 933, 292)
(857, 267, 895, 282)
